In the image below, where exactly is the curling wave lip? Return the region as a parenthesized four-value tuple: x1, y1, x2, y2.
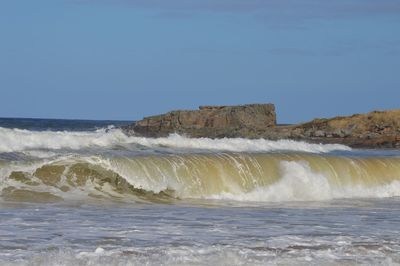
(2, 153, 400, 203)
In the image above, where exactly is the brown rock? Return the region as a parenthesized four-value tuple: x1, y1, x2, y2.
(124, 104, 276, 138)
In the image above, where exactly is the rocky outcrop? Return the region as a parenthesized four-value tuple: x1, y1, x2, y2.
(123, 105, 400, 148)
(123, 104, 276, 138)
(285, 110, 400, 148)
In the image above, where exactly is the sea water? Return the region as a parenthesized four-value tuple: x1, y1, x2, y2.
(0, 118, 400, 265)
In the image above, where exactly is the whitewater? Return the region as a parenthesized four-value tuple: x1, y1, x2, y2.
(1, 118, 400, 265)
(0, 126, 350, 154)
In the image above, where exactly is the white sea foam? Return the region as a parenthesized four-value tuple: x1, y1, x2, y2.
(0, 127, 129, 153)
(131, 133, 351, 153)
(0, 127, 350, 154)
(2, 241, 398, 266)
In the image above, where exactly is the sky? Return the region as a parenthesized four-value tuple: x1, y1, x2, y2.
(0, 0, 399, 123)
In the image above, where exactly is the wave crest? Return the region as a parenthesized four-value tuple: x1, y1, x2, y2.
(1, 153, 400, 203)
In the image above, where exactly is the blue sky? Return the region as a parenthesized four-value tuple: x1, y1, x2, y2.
(0, 0, 399, 123)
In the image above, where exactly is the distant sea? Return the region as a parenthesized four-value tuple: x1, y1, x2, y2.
(1, 117, 400, 265)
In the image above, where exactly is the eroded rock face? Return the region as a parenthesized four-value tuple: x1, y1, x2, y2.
(123, 104, 276, 138)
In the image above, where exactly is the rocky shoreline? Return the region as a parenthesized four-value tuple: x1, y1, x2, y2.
(122, 104, 400, 149)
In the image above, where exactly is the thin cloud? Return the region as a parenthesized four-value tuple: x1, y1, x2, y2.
(267, 48, 316, 56)
(76, 0, 400, 56)
(78, 0, 400, 28)
(90, 0, 400, 17)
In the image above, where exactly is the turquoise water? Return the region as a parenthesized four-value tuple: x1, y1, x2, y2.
(1, 118, 400, 265)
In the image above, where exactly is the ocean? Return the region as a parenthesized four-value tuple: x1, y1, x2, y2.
(1, 117, 400, 265)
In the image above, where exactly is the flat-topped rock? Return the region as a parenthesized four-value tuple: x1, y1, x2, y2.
(123, 104, 276, 138)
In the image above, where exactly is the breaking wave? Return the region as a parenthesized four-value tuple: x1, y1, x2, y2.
(0, 127, 350, 154)
(1, 153, 400, 204)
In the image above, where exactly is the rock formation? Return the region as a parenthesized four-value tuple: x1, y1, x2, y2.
(123, 104, 276, 138)
(122, 105, 400, 148)
(285, 110, 400, 148)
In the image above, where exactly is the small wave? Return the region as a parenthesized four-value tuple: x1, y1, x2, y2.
(0, 127, 350, 154)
